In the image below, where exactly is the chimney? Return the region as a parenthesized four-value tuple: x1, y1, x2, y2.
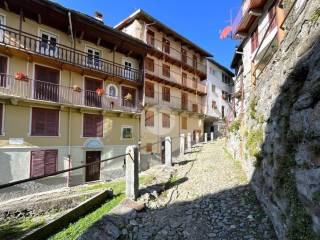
(95, 11, 103, 22)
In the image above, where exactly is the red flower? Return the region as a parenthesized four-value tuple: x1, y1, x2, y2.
(96, 88, 105, 96)
(15, 72, 27, 81)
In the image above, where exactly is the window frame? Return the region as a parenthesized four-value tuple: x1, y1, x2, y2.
(162, 86, 170, 102)
(121, 125, 133, 140)
(82, 113, 104, 138)
(145, 81, 155, 98)
(38, 29, 59, 57)
(145, 57, 154, 72)
(30, 107, 60, 137)
(85, 45, 102, 69)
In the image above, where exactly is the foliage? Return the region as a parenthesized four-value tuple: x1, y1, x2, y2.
(228, 119, 241, 133)
(246, 128, 264, 157)
(312, 191, 320, 202)
(0, 217, 45, 239)
(311, 8, 320, 23)
(249, 96, 259, 119)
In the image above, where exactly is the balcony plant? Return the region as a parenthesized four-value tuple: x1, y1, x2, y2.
(124, 93, 132, 101)
(96, 88, 105, 96)
(73, 85, 82, 92)
(15, 72, 28, 81)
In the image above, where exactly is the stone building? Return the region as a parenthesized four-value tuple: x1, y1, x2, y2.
(115, 9, 212, 163)
(0, 0, 148, 197)
(203, 58, 234, 139)
(227, 0, 320, 238)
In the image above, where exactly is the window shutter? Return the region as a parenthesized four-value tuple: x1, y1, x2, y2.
(182, 73, 187, 85)
(83, 114, 103, 137)
(0, 56, 7, 87)
(44, 150, 58, 175)
(182, 117, 187, 130)
(162, 38, 170, 54)
(162, 113, 170, 128)
(46, 109, 59, 136)
(192, 104, 198, 113)
(181, 92, 188, 110)
(0, 103, 2, 135)
(162, 87, 170, 102)
(181, 48, 187, 64)
(31, 150, 45, 177)
(162, 64, 170, 78)
(145, 111, 154, 127)
(145, 58, 154, 72)
(31, 108, 59, 136)
(147, 30, 155, 46)
(96, 115, 103, 137)
(251, 30, 258, 53)
(145, 81, 154, 98)
(146, 143, 153, 153)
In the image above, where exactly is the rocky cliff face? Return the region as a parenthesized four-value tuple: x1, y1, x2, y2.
(228, 1, 320, 239)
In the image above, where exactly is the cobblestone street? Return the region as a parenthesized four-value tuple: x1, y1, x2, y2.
(81, 139, 276, 240)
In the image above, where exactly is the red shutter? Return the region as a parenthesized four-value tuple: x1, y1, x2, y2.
(162, 64, 170, 78)
(145, 81, 154, 98)
(162, 113, 170, 128)
(145, 111, 154, 127)
(0, 56, 7, 87)
(83, 114, 103, 137)
(31, 108, 59, 136)
(0, 103, 2, 135)
(162, 87, 170, 102)
(31, 150, 45, 177)
(44, 150, 58, 175)
(145, 58, 154, 72)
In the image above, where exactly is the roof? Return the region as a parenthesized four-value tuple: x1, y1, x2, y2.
(115, 9, 213, 57)
(207, 58, 234, 77)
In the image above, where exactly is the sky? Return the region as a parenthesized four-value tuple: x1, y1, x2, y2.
(53, 0, 241, 70)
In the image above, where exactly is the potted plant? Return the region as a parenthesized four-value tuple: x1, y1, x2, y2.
(96, 88, 105, 96)
(73, 85, 82, 92)
(15, 72, 28, 81)
(124, 93, 132, 101)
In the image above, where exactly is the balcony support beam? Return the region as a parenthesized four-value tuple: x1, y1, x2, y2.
(4, 1, 9, 12)
(37, 14, 42, 24)
(249, 9, 262, 17)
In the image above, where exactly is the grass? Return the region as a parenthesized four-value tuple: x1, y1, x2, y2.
(49, 175, 154, 240)
(0, 217, 45, 240)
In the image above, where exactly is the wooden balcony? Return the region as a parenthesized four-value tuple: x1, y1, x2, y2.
(0, 25, 143, 84)
(0, 74, 140, 113)
(145, 91, 205, 115)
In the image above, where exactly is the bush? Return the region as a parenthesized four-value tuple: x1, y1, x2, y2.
(229, 119, 240, 133)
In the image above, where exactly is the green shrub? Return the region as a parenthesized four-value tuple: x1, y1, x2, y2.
(246, 128, 264, 156)
(249, 96, 258, 119)
(229, 119, 240, 133)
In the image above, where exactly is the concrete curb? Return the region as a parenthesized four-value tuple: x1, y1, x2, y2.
(21, 189, 113, 240)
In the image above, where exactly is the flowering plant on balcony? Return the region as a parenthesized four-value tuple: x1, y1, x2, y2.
(124, 93, 132, 101)
(73, 85, 82, 92)
(15, 72, 28, 81)
(96, 88, 105, 96)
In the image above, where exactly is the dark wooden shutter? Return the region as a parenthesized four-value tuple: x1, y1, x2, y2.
(0, 56, 7, 87)
(44, 150, 58, 175)
(162, 113, 170, 128)
(182, 117, 187, 130)
(192, 104, 198, 113)
(145, 81, 154, 98)
(182, 73, 187, 85)
(162, 64, 170, 78)
(181, 92, 188, 110)
(0, 103, 2, 135)
(162, 38, 170, 54)
(85, 77, 102, 107)
(34, 65, 59, 102)
(145, 58, 154, 72)
(31, 150, 45, 177)
(145, 111, 154, 127)
(83, 114, 103, 137)
(31, 108, 59, 136)
(162, 87, 170, 102)
(192, 55, 197, 69)
(147, 30, 155, 46)
(181, 48, 187, 64)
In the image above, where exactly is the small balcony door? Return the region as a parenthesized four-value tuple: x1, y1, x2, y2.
(85, 77, 102, 107)
(39, 31, 58, 58)
(34, 65, 59, 102)
(0, 56, 7, 87)
(85, 151, 101, 182)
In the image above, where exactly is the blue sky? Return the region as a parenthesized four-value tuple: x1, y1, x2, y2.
(53, 0, 240, 70)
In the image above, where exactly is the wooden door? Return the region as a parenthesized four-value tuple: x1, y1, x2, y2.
(85, 151, 101, 182)
(34, 65, 59, 102)
(85, 77, 102, 107)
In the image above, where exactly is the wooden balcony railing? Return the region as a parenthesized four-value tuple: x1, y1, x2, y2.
(145, 91, 205, 114)
(0, 74, 140, 112)
(146, 35, 207, 74)
(0, 25, 143, 82)
(145, 62, 207, 95)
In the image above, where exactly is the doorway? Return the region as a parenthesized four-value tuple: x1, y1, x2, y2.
(85, 151, 101, 182)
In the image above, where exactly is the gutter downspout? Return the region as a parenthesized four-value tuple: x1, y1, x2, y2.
(67, 11, 74, 187)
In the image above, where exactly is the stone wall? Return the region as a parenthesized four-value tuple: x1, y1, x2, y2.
(227, 0, 320, 239)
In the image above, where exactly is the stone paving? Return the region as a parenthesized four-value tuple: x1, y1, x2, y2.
(81, 139, 276, 240)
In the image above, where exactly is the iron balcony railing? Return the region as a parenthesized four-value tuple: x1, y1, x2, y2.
(145, 91, 206, 114)
(0, 74, 140, 112)
(0, 24, 143, 82)
(146, 35, 207, 74)
(145, 62, 207, 94)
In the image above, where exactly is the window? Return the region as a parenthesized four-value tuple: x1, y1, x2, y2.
(83, 113, 103, 137)
(162, 64, 170, 78)
(121, 86, 136, 108)
(0, 103, 3, 135)
(251, 29, 259, 53)
(181, 92, 188, 110)
(31, 108, 59, 136)
(182, 117, 187, 130)
(124, 60, 133, 79)
(0, 15, 5, 42)
(107, 84, 118, 97)
(192, 104, 198, 113)
(268, 4, 277, 32)
(211, 84, 216, 93)
(86, 47, 101, 69)
(145, 81, 154, 98)
(145, 111, 154, 127)
(162, 113, 170, 128)
(40, 31, 58, 57)
(30, 149, 58, 177)
(162, 38, 170, 54)
(162, 86, 170, 102)
(121, 126, 133, 139)
(85, 77, 103, 108)
(147, 30, 155, 47)
(192, 55, 197, 69)
(212, 101, 217, 109)
(145, 57, 154, 72)
(146, 143, 153, 153)
(192, 77, 198, 89)
(0, 55, 8, 87)
(182, 72, 187, 85)
(222, 106, 225, 119)
(222, 90, 231, 101)
(222, 73, 232, 85)
(181, 48, 187, 64)
(34, 65, 59, 102)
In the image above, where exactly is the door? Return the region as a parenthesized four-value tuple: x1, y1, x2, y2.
(85, 77, 102, 107)
(121, 86, 136, 108)
(34, 65, 59, 102)
(85, 151, 101, 182)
